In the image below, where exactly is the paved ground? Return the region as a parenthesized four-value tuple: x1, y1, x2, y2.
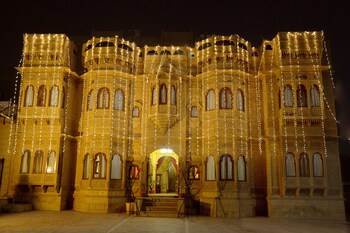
(0, 210, 349, 233)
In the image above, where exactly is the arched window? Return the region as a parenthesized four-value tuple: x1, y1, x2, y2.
(285, 153, 296, 177)
(265, 45, 273, 50)
(173, 49, 184, 55)
(237, 155, 246, 181)
(147, 50, 158, 55)
(37, 85, 46, 107)
(114, 89, 124, 110)
(87, 89, 94, 111)
(160, 50, 171, 55)
(313, 153, 323, 177)
(24, 85, 34, 107)
(20, 150, 30, 174)
(152, 86, 157, 106)
(215, 40, 235, 46)
(118, 43, 133, 52)
(33, 150, 43, 174)
(97, 88, 109, 109)
(132, 106, 139, 117)
(60, 87, 65, 108)
(206, 155, 215, 180)
(220, 154, 233, 180)
(93, 153, 106, 178)
(311, 84, 321, 107)
(170, 85, 176, 105)
(284, 85, 293, 107)
(206, 89, 215, 111)
(159, 83, 167, 104)
(237, 89, 244, 111)
(189, 166, 200, 180)
(83, 154, 89, 179)
(111, 154, 122, 180)
(219, 87, 232, 109)
(198, 42, 212, 51)
(191, 106, 198, 118)
(297, 84, 307, 107)
(49, 85, 59, 107)
(129, 165, 139, 179)
(299, 152, 310, 177)
(46, 151, 56, 173)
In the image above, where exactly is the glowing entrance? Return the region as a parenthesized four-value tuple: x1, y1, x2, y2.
(149, 149, 179, 195)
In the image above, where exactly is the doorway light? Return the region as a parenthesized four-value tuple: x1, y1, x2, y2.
(160, 148, 173, 153)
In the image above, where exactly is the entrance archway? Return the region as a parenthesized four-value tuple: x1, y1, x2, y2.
(149, 149, 178, 196)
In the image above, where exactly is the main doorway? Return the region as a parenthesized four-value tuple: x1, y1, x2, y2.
(148, 149, 178, 196)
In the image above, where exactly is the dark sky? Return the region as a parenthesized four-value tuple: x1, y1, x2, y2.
(0, 0, 349, 142)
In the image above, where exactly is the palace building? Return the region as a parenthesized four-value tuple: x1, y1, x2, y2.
(0, 31, 345, 219)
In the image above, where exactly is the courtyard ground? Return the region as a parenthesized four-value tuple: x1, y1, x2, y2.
(0, 210, 349, 233)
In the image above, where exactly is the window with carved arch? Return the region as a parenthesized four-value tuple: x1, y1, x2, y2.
(93, 153, 106, 178)
(299, 152, 310, 177)
(285, 153, 296, 177)
(24, 85, 34, 107)
(20, 150, 30, 174)
(87, 89, 94, 111)
(114, 89, 124, 110)
(191, 106, 198, 118)
(160, 83, 167, 104)
(111, 154, 122, 180)
(297, 84, 307, 107)
(311, 84, 321, 107)
(237, 155, 246, 181)
(284, 85, 293, 107)
(49, 85, 59, 107)
(219, 87, 232, 109)
(61, 87, 65, 108)
(170, 85, 176, 105)
(189, 166, 200, 180)
(313, 153, 324, 177)
(82, 154, 90, 179)
(33, 150, 43, 174)
(129, 165, 139, 179)
(237, 89, 244, 111)
(37, 85, 46, 107)
(132, 106, 140, 117)
(46, 151, 56, 173)
(220, 154, 233, 180)
(152, 86, 157, 105)
(206, 89, 215, 111)
(97, 87, 109, 109)
(206, 155, 215, 180)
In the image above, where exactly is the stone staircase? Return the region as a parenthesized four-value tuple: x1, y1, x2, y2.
(0, 198, 33, 213)
(139, 197, 180, 217)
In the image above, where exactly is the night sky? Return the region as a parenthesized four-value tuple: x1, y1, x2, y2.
(0, 0, 349, 144)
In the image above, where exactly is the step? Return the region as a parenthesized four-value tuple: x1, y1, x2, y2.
(140, 197, 180, 218)
(1, 203, 33, 213)
(139, 210, 178, 218)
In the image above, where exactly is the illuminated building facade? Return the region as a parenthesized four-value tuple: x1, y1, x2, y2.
(0, 31, 345, 219)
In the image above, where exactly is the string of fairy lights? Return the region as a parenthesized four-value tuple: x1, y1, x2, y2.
(7, 47, 23, 155)
(176, 46, 183, 161)
(188, 47, 193, 162)
(254, 41, 263, 156)
(230, 39, 237, 160)
(286, 32, 300, 153)
(213, 37, 220, 163)
(245, 44, 252, 160)
(62, 36, 72, 155)
(303, 32, 329, 157)
(276, 35, 290, 154)
(266, 41, 278, 157)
